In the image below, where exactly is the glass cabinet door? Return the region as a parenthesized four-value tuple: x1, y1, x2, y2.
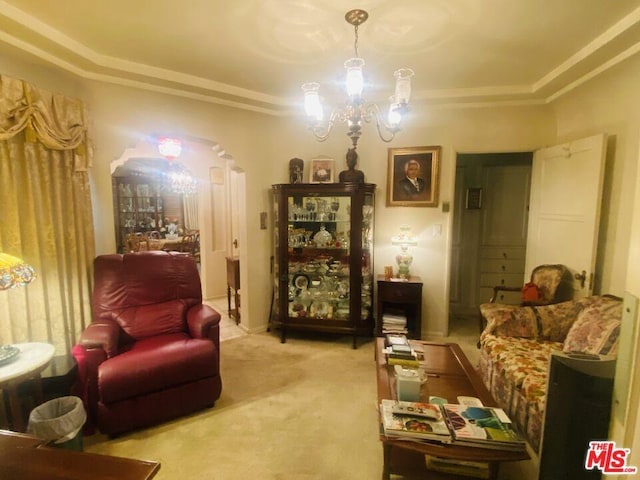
(361, 190, 375, 321)
(271, 182, 376, 348)
(287, 194, 352, 321)
(272, 190, 280, 320)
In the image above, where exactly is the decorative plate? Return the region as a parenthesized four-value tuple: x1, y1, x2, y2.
(293, 273, 310, 290)
(0, 345, 20, 366)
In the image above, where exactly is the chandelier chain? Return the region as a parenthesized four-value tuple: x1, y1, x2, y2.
(354, 24, 359, 57)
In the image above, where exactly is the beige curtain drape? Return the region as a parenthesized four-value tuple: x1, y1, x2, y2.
(0, 75, 94, 354)
(183, 194, 199, 231)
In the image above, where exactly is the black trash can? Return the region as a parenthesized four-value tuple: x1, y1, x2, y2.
(27, 396, 86, 451)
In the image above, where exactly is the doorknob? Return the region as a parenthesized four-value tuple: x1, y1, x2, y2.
(574, 270, 587, 288)
(233, 239, 238, 248)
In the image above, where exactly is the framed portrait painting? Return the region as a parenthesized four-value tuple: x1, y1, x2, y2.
(309, 157, 335, 183)
(386, 146, 441, 207)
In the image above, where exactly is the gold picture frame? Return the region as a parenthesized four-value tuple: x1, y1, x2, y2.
(387, 146, 441, 207)
(309, 157, 335, 183)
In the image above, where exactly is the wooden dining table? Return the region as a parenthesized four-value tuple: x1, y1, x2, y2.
(147, 237, 184, 251)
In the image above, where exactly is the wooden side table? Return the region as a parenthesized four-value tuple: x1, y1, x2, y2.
(376, 276, 423, 339)
(226, 256, 240, 324)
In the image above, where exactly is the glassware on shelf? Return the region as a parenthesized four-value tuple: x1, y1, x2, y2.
(337, 280, 349, 299)
(315, 198, 327, 221)
(330, 197, 340, 221)
(313, 224, 332, 247)
(335, 231, 348, 249)
(305, 198, 316, 221)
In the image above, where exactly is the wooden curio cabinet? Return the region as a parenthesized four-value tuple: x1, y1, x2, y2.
(113, 175, 165, 252)
(271, 183, 375, 348)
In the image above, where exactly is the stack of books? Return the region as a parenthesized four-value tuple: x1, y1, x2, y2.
(381, 312, 407, 334)
(379, 398, 527, 453)
(382, 334, 420, 367)
(440, 403, 527, 451)
(380, 399, 452, 443)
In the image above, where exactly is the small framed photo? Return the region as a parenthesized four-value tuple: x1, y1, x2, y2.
(309, 157, 335, 183)
(387, 146, 441, 207)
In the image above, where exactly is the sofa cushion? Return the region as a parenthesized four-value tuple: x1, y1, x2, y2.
(479, 303, 538, 340)
(98, 333, 217, 403)
(534, 299, 590, 342)
(482, 335, 560, 389)
(115, 299, 187, 340)
(563, 297, 622, 355)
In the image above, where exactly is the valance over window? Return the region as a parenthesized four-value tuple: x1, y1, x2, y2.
(0, 75, 91, 170)
(0, 74, 94, 354)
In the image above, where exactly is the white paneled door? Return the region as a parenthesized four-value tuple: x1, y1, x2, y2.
(525, 134, 607, 298)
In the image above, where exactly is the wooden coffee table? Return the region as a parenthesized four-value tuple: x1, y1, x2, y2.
(375, 338, 529, 479)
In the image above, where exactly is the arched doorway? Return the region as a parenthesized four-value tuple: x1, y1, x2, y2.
(110, 136, 244, 301)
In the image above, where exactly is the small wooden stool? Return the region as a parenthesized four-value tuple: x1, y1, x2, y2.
(226, 256, 240, 324)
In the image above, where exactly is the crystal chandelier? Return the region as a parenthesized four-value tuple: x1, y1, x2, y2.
(166, 163, 197, 195)
(302, 9, 414, 148)
(156, 136, 197, 194)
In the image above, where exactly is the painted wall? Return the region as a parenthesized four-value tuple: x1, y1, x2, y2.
(1, 45, 281, 335)
(3, 45, 636, 332)
(552, 54, 640, 298)
(82, 80, 283, 335)
(550, 53, 640, 468)
(275, 105, 555, 336)
(4, 37, 640, 457)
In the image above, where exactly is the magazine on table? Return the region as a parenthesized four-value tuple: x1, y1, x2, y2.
(439, 403, 526, 451)
(380, 399, 453, 443)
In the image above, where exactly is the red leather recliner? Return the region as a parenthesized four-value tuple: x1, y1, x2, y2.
(72, 251, 221, 435)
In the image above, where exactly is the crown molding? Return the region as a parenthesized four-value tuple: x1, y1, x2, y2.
(1, 1, 640, 114)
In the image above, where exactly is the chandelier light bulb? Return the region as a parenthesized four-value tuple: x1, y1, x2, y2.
(388, 98, 402, 127)
(302, 82, 323, 122)
(301, 10, 415, 147)
(344, 58, 364, 98)
(394, 68, 414, 104)
(157, 137, 182, 160)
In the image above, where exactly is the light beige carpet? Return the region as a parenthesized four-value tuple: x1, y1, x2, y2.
(83, 325, 538, 479)
(84, 332, 382, 479)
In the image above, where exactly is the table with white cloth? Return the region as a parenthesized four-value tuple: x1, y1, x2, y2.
(148, 237, 184, 251)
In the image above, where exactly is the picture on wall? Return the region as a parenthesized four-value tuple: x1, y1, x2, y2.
(387, 146, 441, 207)
(309, 158, 335, 183)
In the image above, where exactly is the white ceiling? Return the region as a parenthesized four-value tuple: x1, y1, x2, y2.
(1, 0, 640, 115)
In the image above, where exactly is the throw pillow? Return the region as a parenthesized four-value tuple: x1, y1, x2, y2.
(563, 299, 622, 355)
(522, 282, 541, 303)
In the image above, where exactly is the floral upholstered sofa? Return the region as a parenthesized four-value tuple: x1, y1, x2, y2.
(478, 295, 622, 452)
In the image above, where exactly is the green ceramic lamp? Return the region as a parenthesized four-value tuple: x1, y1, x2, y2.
(391, 226, 417, 279)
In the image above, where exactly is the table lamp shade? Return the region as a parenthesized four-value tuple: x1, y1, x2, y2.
(0, 253, 36, 290)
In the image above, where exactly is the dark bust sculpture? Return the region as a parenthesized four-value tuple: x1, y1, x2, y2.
(339, 147, 365, 183)
(289, 157, 304, 183)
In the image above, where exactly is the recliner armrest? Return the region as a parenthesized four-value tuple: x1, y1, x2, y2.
(187, 304, 221, 342)
(79, 320, 121, 358)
